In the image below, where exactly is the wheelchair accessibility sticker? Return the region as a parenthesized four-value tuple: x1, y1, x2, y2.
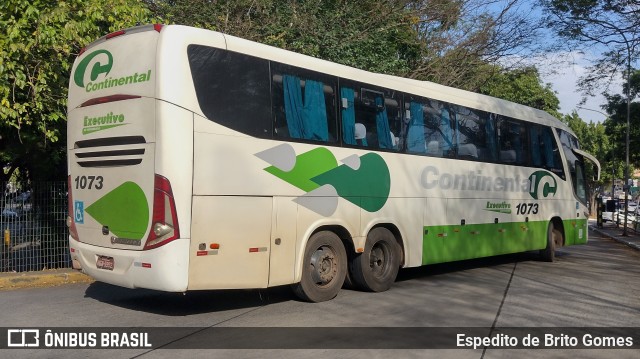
(74, 201, 84, 224)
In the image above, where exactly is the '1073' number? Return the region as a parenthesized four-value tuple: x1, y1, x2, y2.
(516, 203, 538, 215)
(74, 175, 104, 190)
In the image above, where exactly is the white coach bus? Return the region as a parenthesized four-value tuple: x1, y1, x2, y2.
(67, 24, 599, 302)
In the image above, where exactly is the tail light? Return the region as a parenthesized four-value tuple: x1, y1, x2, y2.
(67, 175, 79, 241)
(143, 174, 180, 250)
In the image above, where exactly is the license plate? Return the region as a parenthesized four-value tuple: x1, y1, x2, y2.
(96, 255, 114, 271)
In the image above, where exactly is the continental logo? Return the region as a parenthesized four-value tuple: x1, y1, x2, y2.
(83, 112, 127, 135)
(421, 166, 557, 200)
(73, 49, 152, 93)
(528, 171, 557, 199)
(256, 144, 391, 216)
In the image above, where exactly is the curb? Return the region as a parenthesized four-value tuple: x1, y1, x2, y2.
(0, 269, 94, 291)
(590, 225, 640, 251)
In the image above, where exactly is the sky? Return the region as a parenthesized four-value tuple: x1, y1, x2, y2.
(538, 51, 618, 124)
(486, 0, 627, 125)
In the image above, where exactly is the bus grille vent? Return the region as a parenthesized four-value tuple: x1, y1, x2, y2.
(74, 136, 146, 168)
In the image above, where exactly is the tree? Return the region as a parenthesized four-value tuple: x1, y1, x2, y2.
(564, 110, 612, 183)
(479, 66, 561, 116)
(0, 0, 157, 182)
(542, 0, 640, 97)
(408, 0, 549, 91)
(146, 0, 549, 91)
(145, 0, 422, 75)
(603, 69, 640, 168)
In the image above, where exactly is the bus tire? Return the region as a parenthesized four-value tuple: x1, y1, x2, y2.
(350, 227, 400, 292)
(540, 223, 559, 262)
(292, 231, 347, 302)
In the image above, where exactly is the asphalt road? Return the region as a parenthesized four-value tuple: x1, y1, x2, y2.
(1, 228, 639, 358)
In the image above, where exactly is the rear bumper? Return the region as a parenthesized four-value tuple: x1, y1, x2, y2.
(68, 236, 189, 292)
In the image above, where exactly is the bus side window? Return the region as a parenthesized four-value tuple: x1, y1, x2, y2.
(531, 125, 564, 178)
(438, 102, 456, 157)
(498, 118, 528, 165)
(454, 108, 495, 161)
(404, 97, 454, 158)
(272, 65, 337, 143)
(406, 101, 427, 154)
(340, 82, 401, 151)
(187, 45, 272, 138)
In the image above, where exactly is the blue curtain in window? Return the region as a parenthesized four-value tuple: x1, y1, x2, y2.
(303, 79, 328, 141)
(530, 127, 542, 166)
(440, 108, 453, 152)
(341, 87, 356, 145)
(486, 114, 497, 161)
(375, 97, 393, 149)
(542, 128, 554, 167)
(513, 123, 523, 163)
(408, 102, 425, 153)
(283, 75, 305, 139)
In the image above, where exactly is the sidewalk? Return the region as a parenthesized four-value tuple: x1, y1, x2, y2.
(0, 268, 93, 291)
(589, 218, 640, 251)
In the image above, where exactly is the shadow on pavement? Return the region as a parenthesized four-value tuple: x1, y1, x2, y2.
(84, 249, 558, 315)
(396, 250, 551, 282)
(84, 282, 294, 316)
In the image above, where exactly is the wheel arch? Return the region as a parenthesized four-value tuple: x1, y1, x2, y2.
(294, 224, 354, 283)
(312, 224, 355, 257)
(368, 223, 406, 267)
(550, 216, 565, 247)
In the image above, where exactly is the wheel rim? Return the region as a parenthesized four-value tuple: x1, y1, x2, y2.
(310, 245, 338, 286)
(369, 242, 390, 279)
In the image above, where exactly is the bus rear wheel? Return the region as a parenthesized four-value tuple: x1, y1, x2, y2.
(292, 231, 347, 302)
(350, 227, 400, 292)
(540, 222, 561, 262)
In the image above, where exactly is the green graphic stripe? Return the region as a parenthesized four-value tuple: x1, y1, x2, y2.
(312, 153, 391, 212)
(422, 218, 587, 265)
(265, 147, 337, 192)
(82, 123, 127, 135)
(263, 148, 392, 213)
(485, 209, 512, 214)
(85, 181, 149, 240)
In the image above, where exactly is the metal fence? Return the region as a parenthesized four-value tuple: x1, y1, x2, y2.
(1, 181, 70, 272)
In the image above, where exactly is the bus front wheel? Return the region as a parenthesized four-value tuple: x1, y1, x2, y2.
(292, 231, 347, 302)
(350, 227, 401, 292)
(540, 222, 561, 262)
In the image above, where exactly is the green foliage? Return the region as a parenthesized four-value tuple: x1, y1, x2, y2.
(564, 111, 613, 186)
(479, 66, 561, 116)
(0, 0, 157, 181)
(146, 0, 422, 76)
(542, 0, 640, 98)
(602, 70, 640, 172)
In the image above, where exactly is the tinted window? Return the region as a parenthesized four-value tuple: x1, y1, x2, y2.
(456, 107, 498, 162)
(498, 118, 528, 165)
(404, 96, 458, 158)
(187, 45, 272, 138)
(272, 63, 337, 143)
(340, 80, 402, 151)
(558, 129, 587, 203)
(530, 124, 564, 179)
